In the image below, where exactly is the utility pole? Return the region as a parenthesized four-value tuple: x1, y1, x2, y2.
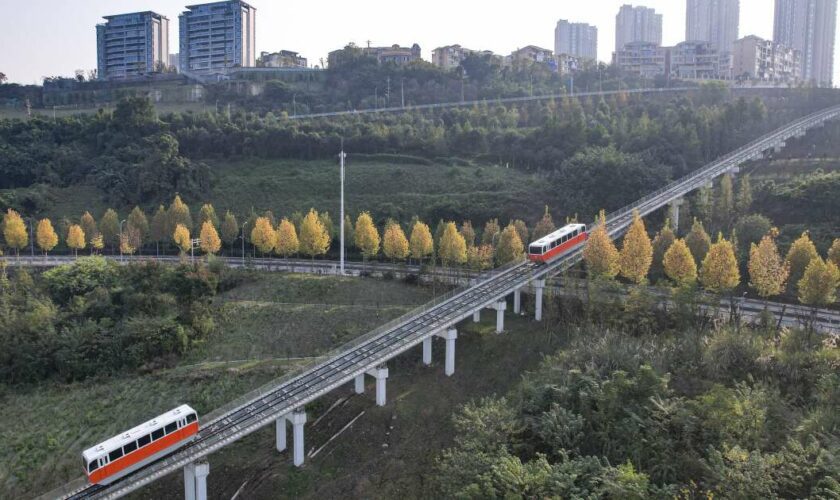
(339, 140, 347, 275)
(401, 78, 405, 108)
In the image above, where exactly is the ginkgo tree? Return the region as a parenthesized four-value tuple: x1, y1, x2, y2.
(299, 209, 330, 261)
(663, 239, 697, 286)
(274, 218, 299, 258)
(36, 218, 59, 258)
(200, 221, 221, 256)
(699, 234, 740, 294)
(583, 211, 620, 279)
(2, 209, 28, 258)
(383, 221, 409, 263)
(409, 221, 434, 265)
(66, 224, 86, 257)
(619, 211, 653, 284)
(355, 212, 380, 265)
(748, 230, 789, 301)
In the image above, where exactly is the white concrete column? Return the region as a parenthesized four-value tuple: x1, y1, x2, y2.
(422, 337, 432, 365)
(513, 288, 521, 314)
(276, 416, 287, 452)
(473, 310, 481, 322)
(367, 366, 389, 406)
(670, 198, 684, 234)
(534, 279, 546, 321)
(354, 373, 365, 394)
(492, 301, 507, 334)
(290, 409, 307, 467)
(184, 462, 196, 500)
(194, 462, 209, 500)
(437, 329, 458, 376)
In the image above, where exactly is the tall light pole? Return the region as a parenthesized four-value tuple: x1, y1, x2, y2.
(339, 140, 347, 275)
(241, 221, 248, 267)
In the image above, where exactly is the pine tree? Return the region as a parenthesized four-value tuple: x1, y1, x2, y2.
(299, 209, 330, 260)
(150, 205, 168, 256)
(512, 219, 530, 247)
(651, 219, 676, 280)
(532, 205, 556, 241)
(409, 221, 434, 263)
(274, 218, 299, 258)
(828, 238, 840, 268)
(663, 239, 697, 286)
(168, 194, 193, 231)
(220, 211, 239, 251)
(199, 221, 221, 256)
(736, 174, 753, 215)
(748, 231, 789, 299)
(786, 232, 820, 291)
(250, 216, 275, 256)
(685, 218, 712, 264)
(438, 222, 467, 267)
(2, 209, 28, 257)
(199, 204, 219, 229)
(481, 219, 501, 246)
(383, 223, 409, 262)
(36, 218, 58, 256)
(495, 224, 524, 266)
(80, 211, 98, 246)
(583, 211, 620, 279)
(173, 224, 191, 255)
(798, 258, 840, 307)
(460, 221, 476, 248)
(699, 234, 740, 294)
(354, 212, 380, 261)
(127, 206, 148, 254)
(619, 210, 653, 284)
(66, 224, 86, 257)
(99, 208, 120, 252)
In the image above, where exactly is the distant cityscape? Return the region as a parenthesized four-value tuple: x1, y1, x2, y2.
(90, 0, 835, 88)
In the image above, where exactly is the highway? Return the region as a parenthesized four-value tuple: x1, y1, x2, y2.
(39, 103, 840, 500)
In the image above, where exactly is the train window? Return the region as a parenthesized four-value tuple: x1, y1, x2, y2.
(88, 461, 99, 473)
(138, 434, 151, 447)
(165, 422, 177, 434)
(108, 448, 123, 461)
(124, 441, 137, 454)
(186, 413, 197, 424)
(151, 428, 164, 441)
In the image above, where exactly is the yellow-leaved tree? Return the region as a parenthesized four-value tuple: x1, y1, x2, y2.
(250, 216, 275, 256)
(748, 231, 789, 300)
(467, 244, 494, 271)
(409, 221, 434, 264)
(685, 218, 712, 264)
(91, 234, 104, 254)
(797, 257, 840, 307)
(169, 195, 193, 231)
(383, 222, 409, 263)
(438, 222, 467, 268)
(354, 212, 381, 263)
(3, 209, 28, 257)
(274, 218, 299, 258)
(532, 206, 556, 241)
(663, 239, 697, 286)
(699, 234, 740, 294)
(651, 219, 676, 280)
(495, 223, 525, 266)
(36, 218, 59, 257)
(619, 210, 653, 284)
(583, 211, 620, 279)
(460, 221, 476, 248)
(200, 221, 222, 256)
(786, 232, 820, 291)
(299, 209, 330, 261)
(66, 224, 86, 257)
(173, 224, 191, 255)
(199, 203, 219, 229)
(481, 219, 501, 247)
(828, 238, 840, 268)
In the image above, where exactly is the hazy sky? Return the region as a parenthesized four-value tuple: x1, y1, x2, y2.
(1, 0, 835, 85)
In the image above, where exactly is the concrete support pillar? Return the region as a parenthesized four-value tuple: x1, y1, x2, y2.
(354, 373, 365, 394)
(492, 301, 507, 334)
(513, 288, 522, 314)
(534, 279, 546, 321)
(422, 337, 432, 365)
(436, 328, 458, 376)
(194, 462, 209, 500)
(276, 416, 287, 452)
(367, 366, 389, 407)
(290, 409, 307, 467)
(728, 166, 740, 176)
(670, 198, 684, 233)
(472, 310, 481, 322)
(184, 462, 196, 500)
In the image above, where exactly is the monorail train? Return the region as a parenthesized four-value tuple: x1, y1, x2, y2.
(83, 405, 199, 485)
(528, 223, 588, 264)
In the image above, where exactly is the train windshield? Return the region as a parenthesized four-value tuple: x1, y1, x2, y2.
(529, 244, 542, 255)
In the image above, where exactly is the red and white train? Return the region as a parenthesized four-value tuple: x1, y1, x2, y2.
(528, 223, 588, 264)
(83, 405, 199, 485)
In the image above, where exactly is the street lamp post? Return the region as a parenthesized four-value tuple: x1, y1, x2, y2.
(241, 221, 248, 267)
(339, 142, 346, 275)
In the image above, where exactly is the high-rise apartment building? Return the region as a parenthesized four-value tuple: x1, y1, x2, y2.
(686, 0, 740, 52)
(615, 5, 663, 52)
(733, 35, 801, 83)
(773, 0, 837, 86)
(179, 1, 256, 75)
(555, 20, 598, 60)
(96, 11, 169, 80)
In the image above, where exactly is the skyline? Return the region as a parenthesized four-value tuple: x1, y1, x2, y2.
(1, 0, 836, 85)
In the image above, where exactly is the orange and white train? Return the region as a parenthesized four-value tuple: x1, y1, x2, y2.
(83, 405, 199, 485)
(528, 223, 588, 264)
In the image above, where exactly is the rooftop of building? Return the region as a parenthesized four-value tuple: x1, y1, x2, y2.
(102, 11, 168, 21)
(184, 0, 255, 12)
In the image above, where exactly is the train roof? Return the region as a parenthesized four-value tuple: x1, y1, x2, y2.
(82, 405, 196, 461)
(529, 223, 586, 247)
